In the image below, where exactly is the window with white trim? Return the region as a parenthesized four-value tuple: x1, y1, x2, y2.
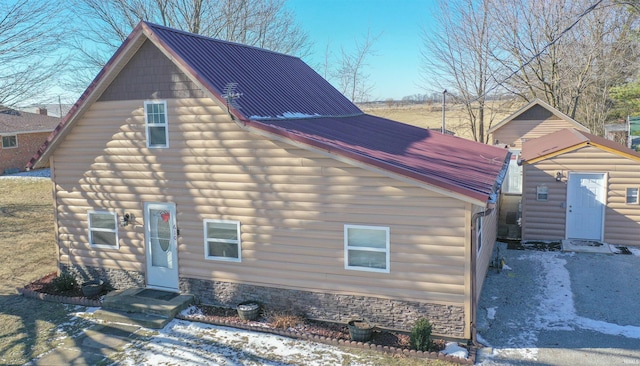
(626, 188, 639, 204)
(536, 185, 548, 201)
(204, 220, 241, 261)
(2, 135, 17, 148)
(88, 211, 118, 248)
(144, 101, 168, 148)
(344, 225, 389, 273)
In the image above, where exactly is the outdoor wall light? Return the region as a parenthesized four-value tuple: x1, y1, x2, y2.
(120, 213, 131, 227)
(556, 171, 563, 182)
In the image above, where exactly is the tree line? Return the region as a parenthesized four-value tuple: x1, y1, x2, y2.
(421, 0, 640, 142)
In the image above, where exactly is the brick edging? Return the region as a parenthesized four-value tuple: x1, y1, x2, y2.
(15, 287, 475, 364)
(16, 287, 102, 307)
(175, 313, 476, 365)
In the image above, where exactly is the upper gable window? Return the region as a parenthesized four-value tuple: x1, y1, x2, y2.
(144, 101, 168, 148)
(2, 135, 17, 149)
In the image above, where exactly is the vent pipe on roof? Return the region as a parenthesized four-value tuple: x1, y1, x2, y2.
(441, 90, 447, 134)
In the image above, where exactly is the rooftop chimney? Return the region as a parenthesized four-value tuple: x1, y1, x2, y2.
(36, 107, 47, 116)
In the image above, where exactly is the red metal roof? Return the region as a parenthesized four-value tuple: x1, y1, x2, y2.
(29, 21, 510, 204)
(146, 22, 361, 119)
(244, 115, 510, 203)
(521, 128, 640, 162)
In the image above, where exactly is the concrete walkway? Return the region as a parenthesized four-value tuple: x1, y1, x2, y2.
(27, 322, 142, 365)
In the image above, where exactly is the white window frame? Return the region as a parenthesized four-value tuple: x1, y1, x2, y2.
(88, 211, 119, 249)
(144, 100, 169, 148)
(536, 185, 549, 201)
(203, 219, 241, 262)
(626, 187, 639, 204)
(2, 135, 17, 149)
(344, 224, 390, 273)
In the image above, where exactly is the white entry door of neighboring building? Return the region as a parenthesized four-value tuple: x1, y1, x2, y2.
(566, 173, 606, 240)
(144, 202, 179, 291)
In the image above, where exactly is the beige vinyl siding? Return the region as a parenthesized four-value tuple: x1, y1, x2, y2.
(51, 97, 471, 305)
(493, 119, 584, 149)
(522, 146, 640, 246)
(475, 202, 498, 301)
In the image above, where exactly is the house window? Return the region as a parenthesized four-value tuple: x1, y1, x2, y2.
(2, 135, 17, 148)
(88, 211, 118, 248)
(626, 188, 639, 204)
(536, 185, 548, 201)
(144, 101, 168, 148)
(204, 220, 241, 262)
(502, 151, 522, 194)
(344, 225, 390, 273)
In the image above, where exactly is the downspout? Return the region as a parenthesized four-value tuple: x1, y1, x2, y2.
(470, 203, 495, 345)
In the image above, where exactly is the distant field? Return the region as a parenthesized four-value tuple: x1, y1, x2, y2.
(360, 102, 517, 141)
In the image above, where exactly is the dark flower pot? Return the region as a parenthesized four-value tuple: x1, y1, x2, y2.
(81, 280, 103, 297)
(347, 319, 373, 342)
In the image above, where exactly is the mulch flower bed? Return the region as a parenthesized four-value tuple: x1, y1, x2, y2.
(18, 272, 104, 307)
(18, 272, 474, 364)
(176, 304, 476, 364)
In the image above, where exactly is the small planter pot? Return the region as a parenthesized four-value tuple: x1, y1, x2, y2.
(237, 302, 260, 320)
(81, 280, 103, 298)
(347, 319, 374, 342)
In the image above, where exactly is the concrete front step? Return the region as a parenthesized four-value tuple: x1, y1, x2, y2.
(93, 308, 172, 329)
(102, 287, 194, 319)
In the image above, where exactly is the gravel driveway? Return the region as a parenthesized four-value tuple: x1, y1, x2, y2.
(476, 242, 640, 365)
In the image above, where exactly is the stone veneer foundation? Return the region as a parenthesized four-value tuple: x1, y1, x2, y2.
(59, 264, 466, 338)
(60, 264, 145, 289)
(180, 277, 466, 338)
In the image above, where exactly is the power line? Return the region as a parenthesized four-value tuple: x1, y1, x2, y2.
(470, 0, 605, 104)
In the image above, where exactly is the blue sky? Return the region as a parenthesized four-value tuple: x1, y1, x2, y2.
(287, 0, 433, 101)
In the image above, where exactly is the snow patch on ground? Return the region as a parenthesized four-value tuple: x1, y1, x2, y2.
(0, 168, 50, 179)
(478, 250, 640, 365)
(628, 246, 640, 256)
(117, 319, 369, 366)
(441, 342, 468, 359)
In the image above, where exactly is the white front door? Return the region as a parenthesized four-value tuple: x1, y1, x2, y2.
(566, 173, 606, 240)
(145, 202, 179, 291)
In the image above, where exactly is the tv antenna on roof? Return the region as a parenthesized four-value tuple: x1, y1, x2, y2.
(222, 82, 242, 108)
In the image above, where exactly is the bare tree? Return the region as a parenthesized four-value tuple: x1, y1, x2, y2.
(422, 0, 639, 138)
(335, 30, 381, 103)
(66, 0, 311, 93)
(492, 0, 638, 133)
(0, 0, 67, 107)
(421, 0, 504, 142)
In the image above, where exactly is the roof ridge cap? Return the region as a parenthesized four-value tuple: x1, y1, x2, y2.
(143, 21, 301, 60)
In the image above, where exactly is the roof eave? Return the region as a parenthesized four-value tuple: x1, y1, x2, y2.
(521, 142, 589, 164)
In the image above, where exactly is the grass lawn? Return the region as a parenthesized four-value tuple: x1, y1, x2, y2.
(0, 178, 75, 365)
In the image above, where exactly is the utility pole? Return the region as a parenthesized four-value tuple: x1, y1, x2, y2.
(441, 90, 447, 134)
